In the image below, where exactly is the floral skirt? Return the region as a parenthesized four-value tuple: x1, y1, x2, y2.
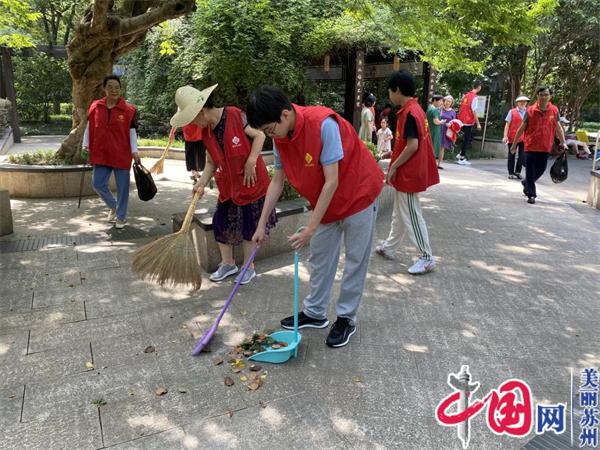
(212, 196, 277, 245)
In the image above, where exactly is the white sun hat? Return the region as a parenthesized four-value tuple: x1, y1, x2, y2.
(514, 95, 530, 103)
(170, 84, 218, 128)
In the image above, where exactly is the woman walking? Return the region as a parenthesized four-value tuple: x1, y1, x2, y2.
(439, 95, 457, 169)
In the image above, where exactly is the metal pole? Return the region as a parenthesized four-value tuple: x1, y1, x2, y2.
(480, 95, 491, 158)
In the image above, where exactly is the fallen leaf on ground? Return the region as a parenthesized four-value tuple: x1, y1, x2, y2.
(232, 367, 243, 374)
(85, 361, 95, 370)
(247, 380, 262, 391)
(224, 376, 235, 387)
(259, 400, 267, 408)
(243, 351, 254, 357)
(177, 388, 187, 394)
(212, 357, 224, 366)
(144, 346, 155, 354)
(249, 365, 262, 372)
(240, 376, 248, 382)
(228, 410, 234, 418)
(352, 376, 364, 384)
(155, 387, 168, 396)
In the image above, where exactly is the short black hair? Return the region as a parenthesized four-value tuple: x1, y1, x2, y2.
(473, 79, 482, 88)
(431, 94, 444, 102)
(536, 86, 553, 95)
(388, 70, 415, 97)
(363, 93, 376, 107)
(247, 86, 292, 128)
(103, 75, 121, 88)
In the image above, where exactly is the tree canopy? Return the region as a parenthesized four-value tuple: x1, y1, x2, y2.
(0, 0, 40, 48)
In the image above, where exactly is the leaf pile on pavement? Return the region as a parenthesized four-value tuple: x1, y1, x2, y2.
(233, 331, 287, 356)
(217, 330, 292, 392)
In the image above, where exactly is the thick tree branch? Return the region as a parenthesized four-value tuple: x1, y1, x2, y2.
(91, 0, 111, 32)
(119, 0, 195, 37)
(112, 32, 146, 60)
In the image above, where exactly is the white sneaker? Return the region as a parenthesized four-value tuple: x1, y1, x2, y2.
(209, 263, 239, 282)
(234, 268, 256, 285)
(462, 159, 472, 165)
(107, 209, 117, 223)
(375, 244, 396, 260)
(115, 219, 126, 229)
(408, 257, 435, 275)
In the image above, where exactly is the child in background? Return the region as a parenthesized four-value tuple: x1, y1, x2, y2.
(377, 117, 393, 159)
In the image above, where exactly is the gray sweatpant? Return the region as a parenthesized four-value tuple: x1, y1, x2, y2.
(304, 202, 378, 324)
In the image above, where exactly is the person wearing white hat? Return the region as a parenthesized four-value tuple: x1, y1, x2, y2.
(560, 116, 592, 159)
(502, 95, 529, 179)
(171, 85, 276, 285)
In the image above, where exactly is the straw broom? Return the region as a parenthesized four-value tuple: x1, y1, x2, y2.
(149, 127, 176, 175)
(132, 190, 202, 290)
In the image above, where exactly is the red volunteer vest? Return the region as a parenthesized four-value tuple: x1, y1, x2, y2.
(524, 102, 558, 153)
(507, 108, 525, 144)
(203, 106, 270, 205)
(390, 98, 440, 193)
(183, 123, 203, 142)
(457, 90, 477, 125)
(88, 97, 136, 170)
(274, 105, 383, 224)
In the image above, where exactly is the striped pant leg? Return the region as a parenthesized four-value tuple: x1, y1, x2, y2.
(397, 192, 433, 260)
(381, 190, 406, 252)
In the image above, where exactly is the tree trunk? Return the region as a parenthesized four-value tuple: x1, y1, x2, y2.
(504, 45, 528, 104)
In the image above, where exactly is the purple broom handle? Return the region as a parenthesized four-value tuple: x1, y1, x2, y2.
(192, 245, 259, 356)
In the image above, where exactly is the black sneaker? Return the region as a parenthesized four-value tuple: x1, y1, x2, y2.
(527, 196, 536, 204)
(281, 312, 329, 330)
(326, 317, 356, 348)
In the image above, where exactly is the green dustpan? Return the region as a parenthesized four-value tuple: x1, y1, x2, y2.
(249, 250, 302, 364)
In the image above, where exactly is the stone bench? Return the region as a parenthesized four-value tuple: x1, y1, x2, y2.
(587, 170, 600, 210)
(0, 189, 13, 235)
(172, 198, 312, 272)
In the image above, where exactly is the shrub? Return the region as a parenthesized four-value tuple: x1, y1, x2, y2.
(7, 150, 72, 165)
(365, 141, 380, 161)
(267, 165, 300, 201)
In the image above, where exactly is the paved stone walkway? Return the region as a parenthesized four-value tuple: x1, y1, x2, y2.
(0, 156, 598, 449)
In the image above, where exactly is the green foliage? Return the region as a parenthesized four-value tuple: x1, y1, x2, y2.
(524, 0, 599, 124)
(20, 119, 71, 136)
(190, 0, 315, 105)
(138, 138, 184, 148)
(119, 18, 196, 136)
(7, 149, 67, 165)
(267, 165, 300, 201)
(13, 52, 71, 122)
(366, 141, 381, 161)
(0, 0, 40, 48)
(366, 0, 557, 74)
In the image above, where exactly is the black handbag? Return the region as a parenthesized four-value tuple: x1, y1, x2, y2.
(133, 162, 157, 201)
(550, 153, 568, 184)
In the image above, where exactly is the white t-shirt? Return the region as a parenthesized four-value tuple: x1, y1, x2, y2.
(377, 127, 392, 152)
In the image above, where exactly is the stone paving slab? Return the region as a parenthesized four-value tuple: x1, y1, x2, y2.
(28, 313, 143, 353)
(2, 406, 102, 450)
(0, 342, 91, 390)
(0, 159, 598, 449)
